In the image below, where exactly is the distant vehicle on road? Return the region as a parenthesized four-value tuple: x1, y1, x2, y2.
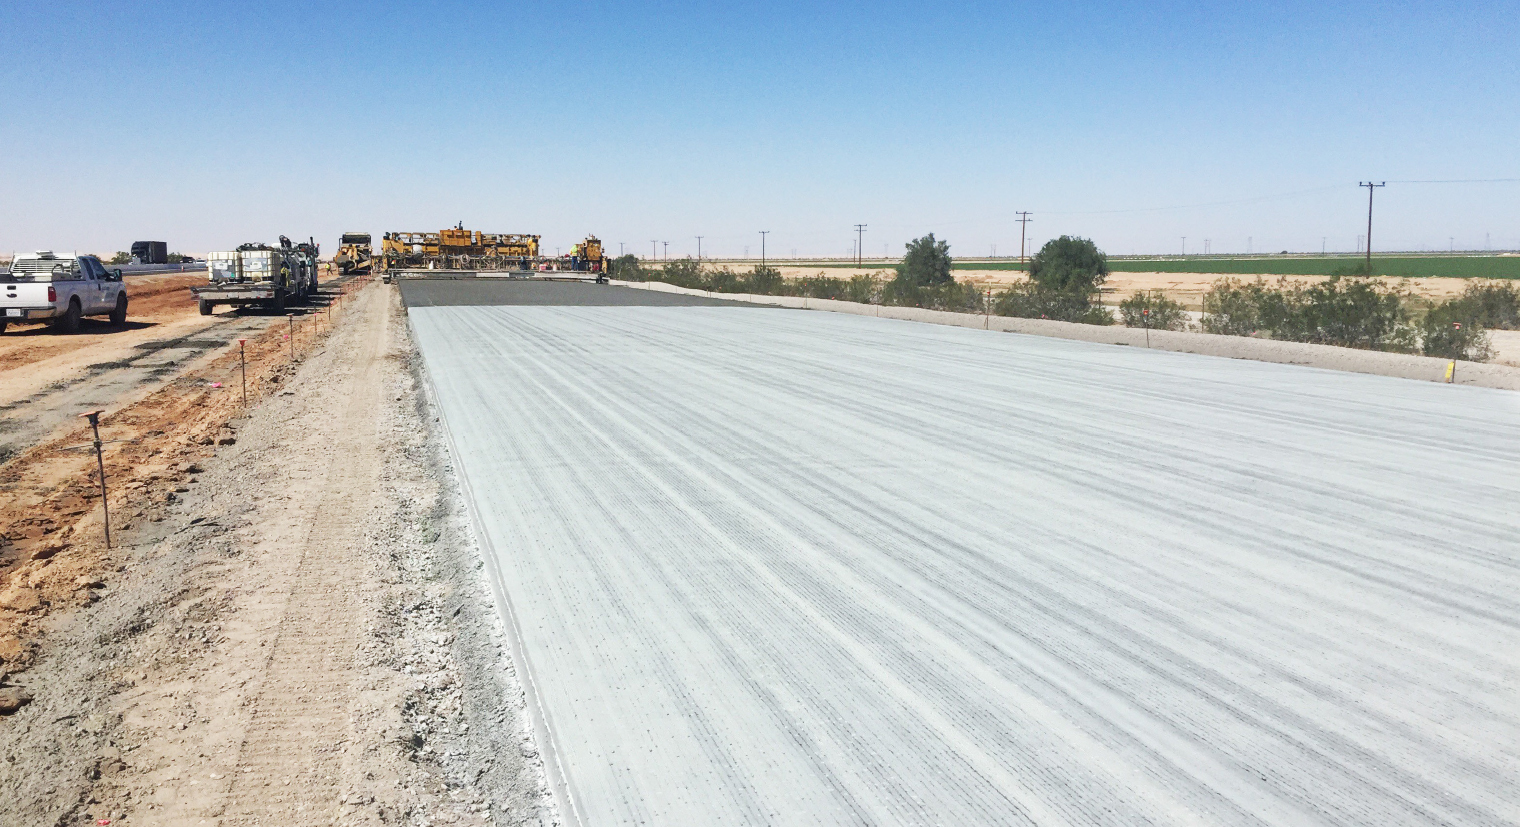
(130, 241, 168, 265)
(0, 251, 128, 333)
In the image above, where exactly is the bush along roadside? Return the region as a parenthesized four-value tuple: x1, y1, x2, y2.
(615, 242, 1515, 363)
(1119, 291, 1191, 331)
(1199, 276, 1517, 361)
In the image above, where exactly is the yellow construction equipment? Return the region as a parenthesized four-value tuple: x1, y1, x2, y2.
(378, 224, 609, 277)
(334, 232, 372, 275)
(380, 224, 541, 270)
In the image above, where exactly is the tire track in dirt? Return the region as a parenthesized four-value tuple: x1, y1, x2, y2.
(215, 282, 389, 825)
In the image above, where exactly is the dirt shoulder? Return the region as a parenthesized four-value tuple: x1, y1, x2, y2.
(0, 282, 550, 826)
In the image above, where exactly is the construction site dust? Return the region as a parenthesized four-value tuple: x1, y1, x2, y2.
(1, 226, 1517, 827)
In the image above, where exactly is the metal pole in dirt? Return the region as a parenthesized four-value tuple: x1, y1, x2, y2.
(287, 314, 295, 362)
(1142, 304, 1151, 348)
(239, 338, 248, 406)
(985, 289, 991, 329)
(79, 410, 111, 549)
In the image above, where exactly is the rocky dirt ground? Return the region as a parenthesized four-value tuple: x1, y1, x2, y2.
(0, 281, 552, 826)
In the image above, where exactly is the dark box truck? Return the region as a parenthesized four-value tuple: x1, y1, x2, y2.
(130, 241, 168, 265)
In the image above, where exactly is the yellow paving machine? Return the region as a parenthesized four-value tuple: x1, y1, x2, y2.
(378, 224, 608, 279)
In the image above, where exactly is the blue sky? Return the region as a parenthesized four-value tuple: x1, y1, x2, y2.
(2, 1, 1516, 258)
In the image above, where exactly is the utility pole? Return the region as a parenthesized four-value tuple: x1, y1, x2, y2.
(619, 242, 624, 257)
(1181, 237, 1187, 256)
(651, 240, 657, 260)
(1359, 181, 1385, 273)
(854, 224, 867, 267)
(1016, 211, 1032, 272)
(662, 241, 668, 260)
(696, 236, 703, 261)
(759, 231, 769, 268)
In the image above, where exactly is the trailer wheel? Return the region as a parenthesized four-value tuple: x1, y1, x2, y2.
(198, 299, 215, 316)
(272, 290, 286, 312)
(54, 299, 81, 333)
(110, 293, 128, 325)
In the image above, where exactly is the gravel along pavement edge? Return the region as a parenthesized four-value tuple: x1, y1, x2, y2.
(0, 282, 554, 827)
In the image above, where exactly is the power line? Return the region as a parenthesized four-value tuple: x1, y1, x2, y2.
(1385, 178, 1520, 184)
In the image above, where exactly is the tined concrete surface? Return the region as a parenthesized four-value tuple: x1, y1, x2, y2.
(409, 304, 1520, 826)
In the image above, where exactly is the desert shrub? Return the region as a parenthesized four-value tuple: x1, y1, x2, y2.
(1446, 282, 1520, 330)
(1202, 278, 1266, 335)
(705, 266, 740, 293)
(1278, 277, 1414, 351)
(795, 273, 852, 300)
(610, 254, 647, 281)
(885, 277, 984, 311)
(1420, 299, 1493, 361)
(657, 257, 707, 290)
(1119, 291, 1191, 331)
(994, 281, 1114, 324)
(109, 251, 131, 264)
(844, 274, 882, 304)
(1201, 276, 1417, 351)
(743, 265, 784, 294)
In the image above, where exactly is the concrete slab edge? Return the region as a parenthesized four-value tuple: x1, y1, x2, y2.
(609, 279, 1520, 392)
(406, 309, 587, 827)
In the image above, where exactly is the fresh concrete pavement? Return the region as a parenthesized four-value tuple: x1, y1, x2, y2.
(404, 281, 1520, 826)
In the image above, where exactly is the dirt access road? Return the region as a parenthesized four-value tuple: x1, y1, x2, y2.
(0, 283, 551, 825)
(0, 272, 315, 462)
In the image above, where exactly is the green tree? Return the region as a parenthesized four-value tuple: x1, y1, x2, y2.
(109, 251, 131, 264)
(1028, 236, 1109, 295)
(609, 254, 645, 280)
(895, 234, 953, 288)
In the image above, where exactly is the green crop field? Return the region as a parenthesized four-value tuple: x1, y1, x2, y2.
(943, 255, 1520, 279)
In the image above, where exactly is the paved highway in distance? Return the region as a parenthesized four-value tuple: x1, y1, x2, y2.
(409, 295, 1520, 826)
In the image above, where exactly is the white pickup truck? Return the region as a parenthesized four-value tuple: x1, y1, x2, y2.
(0, 252, 129, 334)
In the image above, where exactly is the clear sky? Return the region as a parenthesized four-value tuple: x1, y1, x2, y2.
(2, 1, 1516, 259)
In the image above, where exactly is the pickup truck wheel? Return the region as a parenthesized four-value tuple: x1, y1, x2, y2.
(54, 299, 81, 334)
(198, 299, 215, 316)
(110, 294, 128, 325)
(0, 320, 7, 334)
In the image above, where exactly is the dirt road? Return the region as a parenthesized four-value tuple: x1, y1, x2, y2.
(0, 283, 550, 825)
